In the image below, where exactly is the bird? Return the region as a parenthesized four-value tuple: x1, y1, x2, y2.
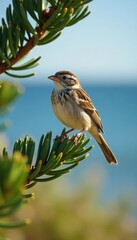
(48, 70, 118, 165)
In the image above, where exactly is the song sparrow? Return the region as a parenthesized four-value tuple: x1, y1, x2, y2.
(48, 71, 118, 165)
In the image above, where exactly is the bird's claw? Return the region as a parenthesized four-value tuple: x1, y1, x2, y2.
(70, 132, 83, 145)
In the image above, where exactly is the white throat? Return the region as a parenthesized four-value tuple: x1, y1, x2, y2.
(54, 82, 80, 91)
(66, 84, 80, 90)
(54, 81, 64, 90)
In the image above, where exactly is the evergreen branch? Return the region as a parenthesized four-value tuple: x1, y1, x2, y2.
(1, 129, 93, 191)
(0, 130, 93, 229)
(9, 129, 93, 185)
(0, 0, 92, 77)
(1, 128, 93, 190)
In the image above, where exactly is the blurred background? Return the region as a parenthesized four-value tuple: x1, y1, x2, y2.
(1, 0, 137, 239)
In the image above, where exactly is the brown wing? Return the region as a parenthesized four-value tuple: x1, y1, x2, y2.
(74, 88, 104, 133)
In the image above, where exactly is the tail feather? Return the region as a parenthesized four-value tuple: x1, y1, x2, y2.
(97, 134, 118, 164)
(89, 128, 118, 164)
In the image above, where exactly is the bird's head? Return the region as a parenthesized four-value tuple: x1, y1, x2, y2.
(48, 71, 81, 90)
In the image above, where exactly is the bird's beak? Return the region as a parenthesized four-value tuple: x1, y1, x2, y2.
(48, 75, 59, 82)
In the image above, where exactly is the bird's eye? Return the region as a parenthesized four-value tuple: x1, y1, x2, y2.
(63, 76, 67, 80)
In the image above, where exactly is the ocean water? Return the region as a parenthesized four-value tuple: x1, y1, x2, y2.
(2, 83, 137, 207)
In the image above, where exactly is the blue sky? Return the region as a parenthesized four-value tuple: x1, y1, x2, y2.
(1, 1, 137, 84)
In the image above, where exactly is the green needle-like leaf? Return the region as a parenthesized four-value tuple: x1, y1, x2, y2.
(42, 3, 63, 30)
(0, 49, 10, 67)
(40, 131, 52, 164)
(29, 160, 42, 180)
(5, 71, 35, 78)
(10, 57, 41, 71)
(23, 0, 40, 24)
(0, 219, 30, 228)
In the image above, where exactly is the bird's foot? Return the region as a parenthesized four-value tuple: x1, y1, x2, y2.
(70, 130, 85, 145)
(71, 135, 79, 145)
(54, 128, 74, 141)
